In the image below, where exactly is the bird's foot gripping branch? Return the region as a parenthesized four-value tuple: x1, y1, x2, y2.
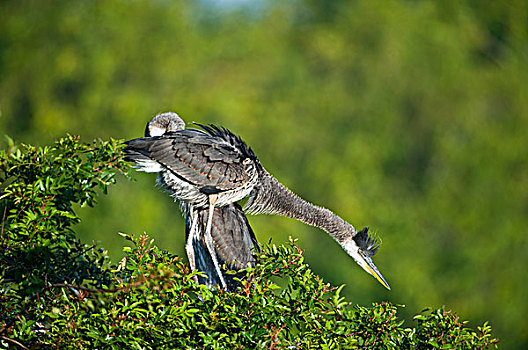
(0, 135, 498, 348)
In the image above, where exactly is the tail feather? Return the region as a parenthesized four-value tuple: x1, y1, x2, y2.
(123, 138, 163, 173)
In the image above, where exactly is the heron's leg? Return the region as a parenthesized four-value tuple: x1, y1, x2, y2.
(204, 194, 227, 289)
(205, 194, 217, 243)
(185, 207, 199, 284)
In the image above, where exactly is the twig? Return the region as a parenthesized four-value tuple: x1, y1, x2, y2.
(0, 335, 29, 350)
(1, 205, 6, 243)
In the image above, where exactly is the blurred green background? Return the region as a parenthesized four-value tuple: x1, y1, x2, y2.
(1, 0, 527, 347)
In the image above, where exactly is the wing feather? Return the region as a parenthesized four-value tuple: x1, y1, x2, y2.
(124, 129, 256, 192)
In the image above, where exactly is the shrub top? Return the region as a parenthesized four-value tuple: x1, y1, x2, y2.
(0, 135, 497, 349)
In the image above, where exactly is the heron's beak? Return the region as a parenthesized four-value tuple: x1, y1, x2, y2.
(360, 255, 391, 290)
(343, 240, 391, 290)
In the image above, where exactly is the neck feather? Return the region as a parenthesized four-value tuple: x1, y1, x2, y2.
(245, 170, 355, 243)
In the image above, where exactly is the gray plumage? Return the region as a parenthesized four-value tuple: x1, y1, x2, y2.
(145, 112, 186, 137)
(245, 170, 354, 243)
(125, 112, 259, 291)
(124, 126, 258, 208)
(188, 202, 258, 290)
(124, 111, 390, 290)
(244, 147, 390, 289)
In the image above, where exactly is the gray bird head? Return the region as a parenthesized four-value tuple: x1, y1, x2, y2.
(145, 112, 186, 137)
(342, 227, 390, 290)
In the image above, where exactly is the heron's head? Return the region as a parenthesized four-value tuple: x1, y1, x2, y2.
(342, 227, 390, 290)
(145, 112, 186, 137)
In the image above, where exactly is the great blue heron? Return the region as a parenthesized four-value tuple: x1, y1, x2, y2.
(136, 113, 259, 291)
(124, 112, 390, 290)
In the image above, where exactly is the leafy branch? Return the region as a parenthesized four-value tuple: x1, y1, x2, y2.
(0, 136, 498, 349)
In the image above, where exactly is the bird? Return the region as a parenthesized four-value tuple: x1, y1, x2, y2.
(124, 112, 390, 290)
(134, 112, 259, 290)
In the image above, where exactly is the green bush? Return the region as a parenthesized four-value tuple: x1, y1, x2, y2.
(0, 136, 498, 349)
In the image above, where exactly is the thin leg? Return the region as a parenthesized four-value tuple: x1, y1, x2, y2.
(185, 207, 199, 284)
(205, 194, 217, 244)
(203, 194, 227, 289)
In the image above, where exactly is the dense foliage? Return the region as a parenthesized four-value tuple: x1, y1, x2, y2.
(1, 1, 526, 347)
(0, 136, 498, 348)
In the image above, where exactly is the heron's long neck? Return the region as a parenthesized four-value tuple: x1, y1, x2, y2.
(245, 170, 355, 243)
